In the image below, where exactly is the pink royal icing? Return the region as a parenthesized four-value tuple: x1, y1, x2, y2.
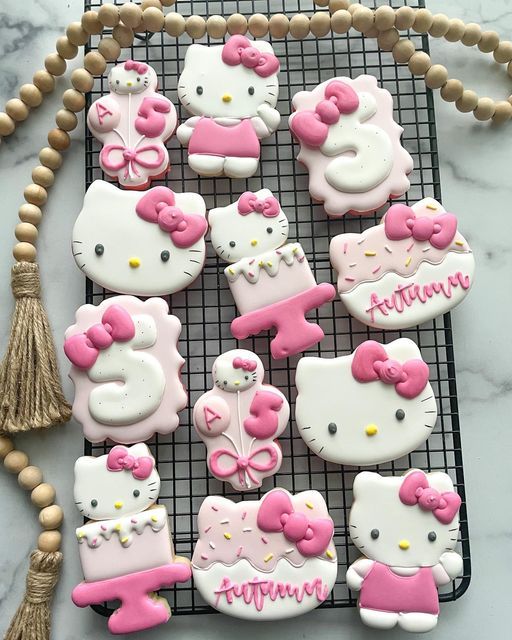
(237, 191, 281, 217)
(384, 204, 457, 249)
(399, 471, 461, 525)
(106, 445, 154, 480)
(188, 117, 261, 159)
(222, 35, 280, 78)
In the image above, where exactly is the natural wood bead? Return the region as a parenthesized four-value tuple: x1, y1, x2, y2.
(15, 222, 38, 244)
(461, 23, 482, 47)
(456, 89, 479, 113)
(0, 112, 16, 136)
(206, 15, 227, 39)
(269, 14, 289, 39)
(19, 84, 43, 108)
(45, 53, 66, 76)
(98, 37, 121, 62)
(13, 242, 37, 262)
(329, 0, 350, 10)
(160, 0, 176, 5)
(492, 100, 512, 124)
(428, 13, 450, 38)
(71, 68, 94, 93)
(48, 128, 70, 151)
(24, 184, 47, 207)
(248, 13, 269, 38)
(374, 5, 395, 31)
(39, 147, 62, 170)
(425, 64, 448, 89)
(347, 4, 361, 16)
(395, 6, 415, 31)
(4, 450, 29, 474)
(493, 41, 512, 64)
(32, 165, 55, 188)
(63, 89, 86, 113)
(377, 28, 400, 52)
(310, 12, 331, 38)
(186, 15, 206, 39)
(144, 7, 166, 32)
(6, 98, 29, 122)
(445, 18, 465, 43)
(56, 108, 78, 131)
(289, 14, 310, 39)
(120, 3, 143, 29)
(352, 6, 374, 34)
(165, 12, 186, 37)
(98, 3, 120, 28)
(113, 23, 135, 48)
(141, 0, 162, 8)
(56, 36, 78, 60)
(440, 78, 464, 102)
(0, 436, 14, 459)
(413, 8, 433, 34)
(473, 97, 495, 121)
(478, 30, 500, 53)
(18, 465, 43, 490)
(331, 9, 352, 34)
(39, 504, 64, 530)
(227, 13, 248, 35)
(19, 203, 42, 225)
(392, 39, 416, 64)
(314, 0, 329, 6)
(364, 26, 380, 39)
(82, 10, 103, 35)
(38, 530, 62, 553)
(67, 21, 90, 46)
(84, 51, 107, 76)
(33, 70, 55, 93)
(31, 483, 56, 508)
(408, 51, 431, 76)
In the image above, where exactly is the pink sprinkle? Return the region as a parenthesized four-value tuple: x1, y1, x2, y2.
(261, 536, 269, 544)
(343, 242, 348, 254)
(131, 518, 137, 524)
(249, 259, 255, 265)
(92, 538, 97, 546)
(100, 525, 107, 531)
(406, 242, 414, 252)
(201, 553, 208, 560)
(345, 276, 355, 282)
(298, 256, 305, 263)
(276, 250, 281, 255)
(204, 526, 212, 533)
(237, 546, 243, 557)
(241, 511, 247, 520)
(372, 265, 381, 274)
(211, 506, 218, 512)
(248, 272, 254, 278)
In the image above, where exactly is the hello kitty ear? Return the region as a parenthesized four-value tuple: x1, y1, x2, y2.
(128, 443, 153, 459)
(184, 43, 208, 66)
(251, 40, 276, 56)
(352, 471, 384, 499)
(74, 455, 98, 479)
(424, 471, 456, 494)
(84, 180, 117, 204)
(386, 338, 423, 362)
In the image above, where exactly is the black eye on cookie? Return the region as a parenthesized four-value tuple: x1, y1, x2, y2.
(95, 243, 104, 256)
(160, 250, 170, 262)
(196, 86, 203, 95)
(395, 409, 405, 421)
(328, 422, 337, 434)
(370, 528, 380, 539)
(248, 86, 255, 95)
(90, 499, 98, 508)
(133, 489, 140, 498)
(428, 531, 437, 542)
(266, 227, 273, 234)
(229, 241, 236, 248)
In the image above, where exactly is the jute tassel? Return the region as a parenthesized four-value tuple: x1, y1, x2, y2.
(0, 262, 71, 432)
(4, 550, 63, 640)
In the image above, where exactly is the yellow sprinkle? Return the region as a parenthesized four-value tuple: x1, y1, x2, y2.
(364, 251, 377, 257)
(151, 515, 158, 523)
(228, 268, 235, 275)
(267, 261, 272, 267)
(114, 524, 121, 531)
(426, 203, 437, 210)
(258, 260, 264, 267)
(224, 532, 232, 540)
(326, 550, 334, 559)
(292, 247, 298, 254)
(305, 502, 314, 510)
(405, 256, 412, 267)
(264, 553, 274, 563)
(77, 531, 84, 539)
(121, 536, 129, 544)
(455, 241, 464, 247)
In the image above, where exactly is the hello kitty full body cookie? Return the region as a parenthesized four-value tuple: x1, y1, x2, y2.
(72, 180, 207, 296)
(192, 489, 337, 619)
(295, 339, 437, 466)
(87, 60, 177, 189)
(330, 198, 475, 329)
(72, 444, 191, 634)
(64, 296, 187, 444)
(289, 75, 413, 216)
(193, 350, 289, 491)
(209, 190, 335, 359)
(176, 36, 281, 178)
(347, 470, 462, 633)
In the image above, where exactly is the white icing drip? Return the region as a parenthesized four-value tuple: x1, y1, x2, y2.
(225, 243, 305, 283)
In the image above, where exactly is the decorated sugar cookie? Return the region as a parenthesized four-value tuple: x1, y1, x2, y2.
(209, 190, 335, 359)
(192, 489, 337, 619)
(330, 197, 475, 329)
(72, 180, 207, 296)
(87, 60, 177, 189)
(176, 36, 281, 178)
(295, 339, 437, 466)
(72, 444, 191, 635)
(289, 75, 413, 216)
(347, 470, 462, 633)
(193, 350, 289, 491)
(64, 296, 186, 444)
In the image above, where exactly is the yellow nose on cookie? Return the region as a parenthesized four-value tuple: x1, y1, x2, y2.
(129, 257, 141, 268)
(251, 239, 258, 246)
(222, 94, 233, 103)
(365, 424, 378, 436)
(399, 539, 410, 550)
(114, 501, 123, 510)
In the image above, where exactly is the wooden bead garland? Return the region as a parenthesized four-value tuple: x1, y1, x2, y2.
(19, 84, 43, 108)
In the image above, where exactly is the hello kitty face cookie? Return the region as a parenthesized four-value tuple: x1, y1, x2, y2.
(87, 60, 177, 188)
(347, 470, 462, 633)
(295, 339, 437, 466)
(289, 75, 413, 216)
(176, 36, 281, 178)
(193, 350, 289, 491)
(192, 489, 337, 620)
(72, 180, 207, 296)
(64, 296, 186, 444)
(330, 198, 475, 329)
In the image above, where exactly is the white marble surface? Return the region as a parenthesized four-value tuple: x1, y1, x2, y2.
(1, 1, 511, 638)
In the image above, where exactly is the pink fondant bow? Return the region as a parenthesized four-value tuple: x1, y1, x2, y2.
(257, 490, 334, 557)
(209, 446, 278, 487)
(106, 445, 154, 480)
(232, 357, 257, 372)
(64, 305, 135, 370)
(351, 340, 429, 399)
(222, 35, 280, 78)
(135, 186, 207, 248)
(290, 80, 360, 147)
(124, 60, 149, 74)
(237, 191, 281, 218)
(399, 471, 461, 524)
(100, 143, 165, 180)
(384, 203, 458, 249)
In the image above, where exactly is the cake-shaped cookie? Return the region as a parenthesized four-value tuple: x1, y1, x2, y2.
(209, 189, 335, 359)
(289, 75, 413, 216)
(87, 60, 177, 188)
(193, 349, 289, 491)
(177, 35, 281, 178)
(347, 470, 462, 633)
(330, 197, 475, 329)
(295, 339, 437, 466)
(64, 296, 186, 444)
(192, 489, 338, 619)
(72, 444, 191, 634)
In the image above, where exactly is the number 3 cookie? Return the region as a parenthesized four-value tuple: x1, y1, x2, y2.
(289, 75, 413, 216)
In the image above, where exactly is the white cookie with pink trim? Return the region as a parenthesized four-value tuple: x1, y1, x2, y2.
(289, 75, 413, 217)
(193, 349, 289, 491)
(330, 198, 475, 329)
(192, 489, 337, 620)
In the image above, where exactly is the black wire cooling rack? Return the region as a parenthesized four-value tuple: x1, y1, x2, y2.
(82, 0, 471, 617)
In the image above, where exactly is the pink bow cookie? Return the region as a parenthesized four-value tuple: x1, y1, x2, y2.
(237, 191, 281, 217)
(384, 203, 458, 250)
(209, 445, 278, 487)
(106, 445, 154, 480)
(399, 471, 461, 524)
(124, 60, 149, 74)
(222, 35, 280, 78)
(232, 357, 257, 372)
